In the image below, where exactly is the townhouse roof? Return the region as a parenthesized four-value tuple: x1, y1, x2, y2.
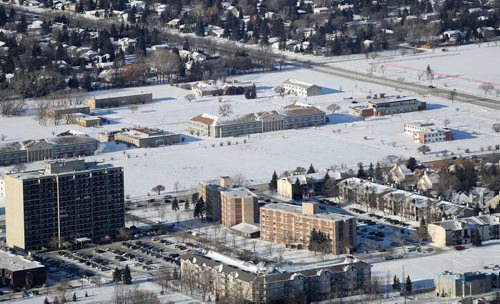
(282, 171, 326, 184)
(180, 251, 368, 283)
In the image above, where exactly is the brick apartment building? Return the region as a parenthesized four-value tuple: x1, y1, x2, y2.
(404, 121, 453, 144)
(260, 202, 356, 255)
(4, 159, 125, 251)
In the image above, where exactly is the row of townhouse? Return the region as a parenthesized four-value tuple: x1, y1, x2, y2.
(180, 251, 371, 303)
(189, 103, 326, 138)
(338, 177, 474, 223)
(428, 213, 500, 246)
(0, 132, 99, 166)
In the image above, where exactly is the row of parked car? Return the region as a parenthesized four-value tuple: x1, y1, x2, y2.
(58, 250, 111, 272)
(121, 241, 181, 266)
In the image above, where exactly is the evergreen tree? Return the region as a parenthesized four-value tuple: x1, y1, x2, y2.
(122, 265, 132, 284)
(194, 21, 205, 37)
(17, 15, 27, 33)
(171, 198, 179, 211)
(357, 162, 366, 178)
(182, 38, 190, 51)
(471, 229, 482, 246)
(324, 171, 330, 185)
(44, 297, 50, 304)
(392, 275, 400, 291)
(374, 162, 383, 180)
(473, 202, 481, 216)
(112, 267, 121, 283)
(194, 197, 205, 218)
(307, 164, 316, 174)
(405, 276, 412, 293)
(3, 54, 15, 73)
(184, 199, 190, 210)
(292, 178, 303, 200)
(406, 157, 417, 172)
(367, 163, 374, 178)
(269, 171, 278, 191)
(85, 291, 88, 297)
(72, 292, 77, 302)
(0, 6, 7, 27)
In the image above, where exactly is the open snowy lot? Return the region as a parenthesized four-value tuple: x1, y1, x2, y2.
(371, 240, 500, 290)
(0, 63, 499, 199)
(329, 42, 500, 96)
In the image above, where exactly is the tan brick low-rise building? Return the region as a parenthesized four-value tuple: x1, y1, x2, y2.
(220, 187, 259, 228)
(260, 202, 356, 255)
(86, 93, 153, 109)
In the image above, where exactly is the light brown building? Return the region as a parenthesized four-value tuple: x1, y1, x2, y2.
(113, 128, 181, 148)
(86, 93, 153, 109)
(260, 202, 356, 255)
(5, 159, 124, 251)
(69, 113, 102, 127)
(220, 187, 258, 228)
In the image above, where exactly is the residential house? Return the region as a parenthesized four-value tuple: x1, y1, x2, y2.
(428, 214, 500, 246)
(417, 171, 440, 195)
(277, 171, 328, 199)
(386, 164, 416, 189)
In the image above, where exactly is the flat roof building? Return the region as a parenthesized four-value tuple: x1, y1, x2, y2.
(0, 250, 47, 289)
(5, 159, 125, 251)
(260, 202, 356, 255)
(220, 187, 259, 228)
(404, 121, 453, 144)
(86, 93, 153, 109)
(435, 271, 499, 298)
(113, 127, 181, 148)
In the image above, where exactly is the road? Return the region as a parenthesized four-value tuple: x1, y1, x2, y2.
(286, 59, 500, 110)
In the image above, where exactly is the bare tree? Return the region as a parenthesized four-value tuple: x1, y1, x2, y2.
(149, 49, 181, 82)
(478, 83, 495, 94)
(218, 104, 233, 117)
(443, 119, 450, 128)
(417, 145, 431, 155)
(327, 104, 340, 114)
(264, 242, 275, 258)
(152, 185, 166, 195)
(1, 134, 7, 141)
(128, 104, 139, 114)
(184, 94, 195, 102)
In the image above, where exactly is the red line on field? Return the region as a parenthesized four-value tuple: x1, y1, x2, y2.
(383, 63, 500, 86)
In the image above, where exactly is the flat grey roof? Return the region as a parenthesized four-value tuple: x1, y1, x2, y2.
(262, 203, 353, 221)
(0, 250, 45, 271)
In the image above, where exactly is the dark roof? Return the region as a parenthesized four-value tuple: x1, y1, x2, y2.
(0, 142, 23, 153)
(48, 135, 99, 145)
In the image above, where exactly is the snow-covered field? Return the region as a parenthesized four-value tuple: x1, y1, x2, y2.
(371, 240, 500, 289)
(330, 43, 500, 96)
(1, 64, 499, 199)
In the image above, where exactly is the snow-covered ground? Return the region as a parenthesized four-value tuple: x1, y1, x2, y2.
(1, 65, 499, 199)
(330, 43, 500, 96)
(371, 240, 500, 290)
(9, 281, 200, 304)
